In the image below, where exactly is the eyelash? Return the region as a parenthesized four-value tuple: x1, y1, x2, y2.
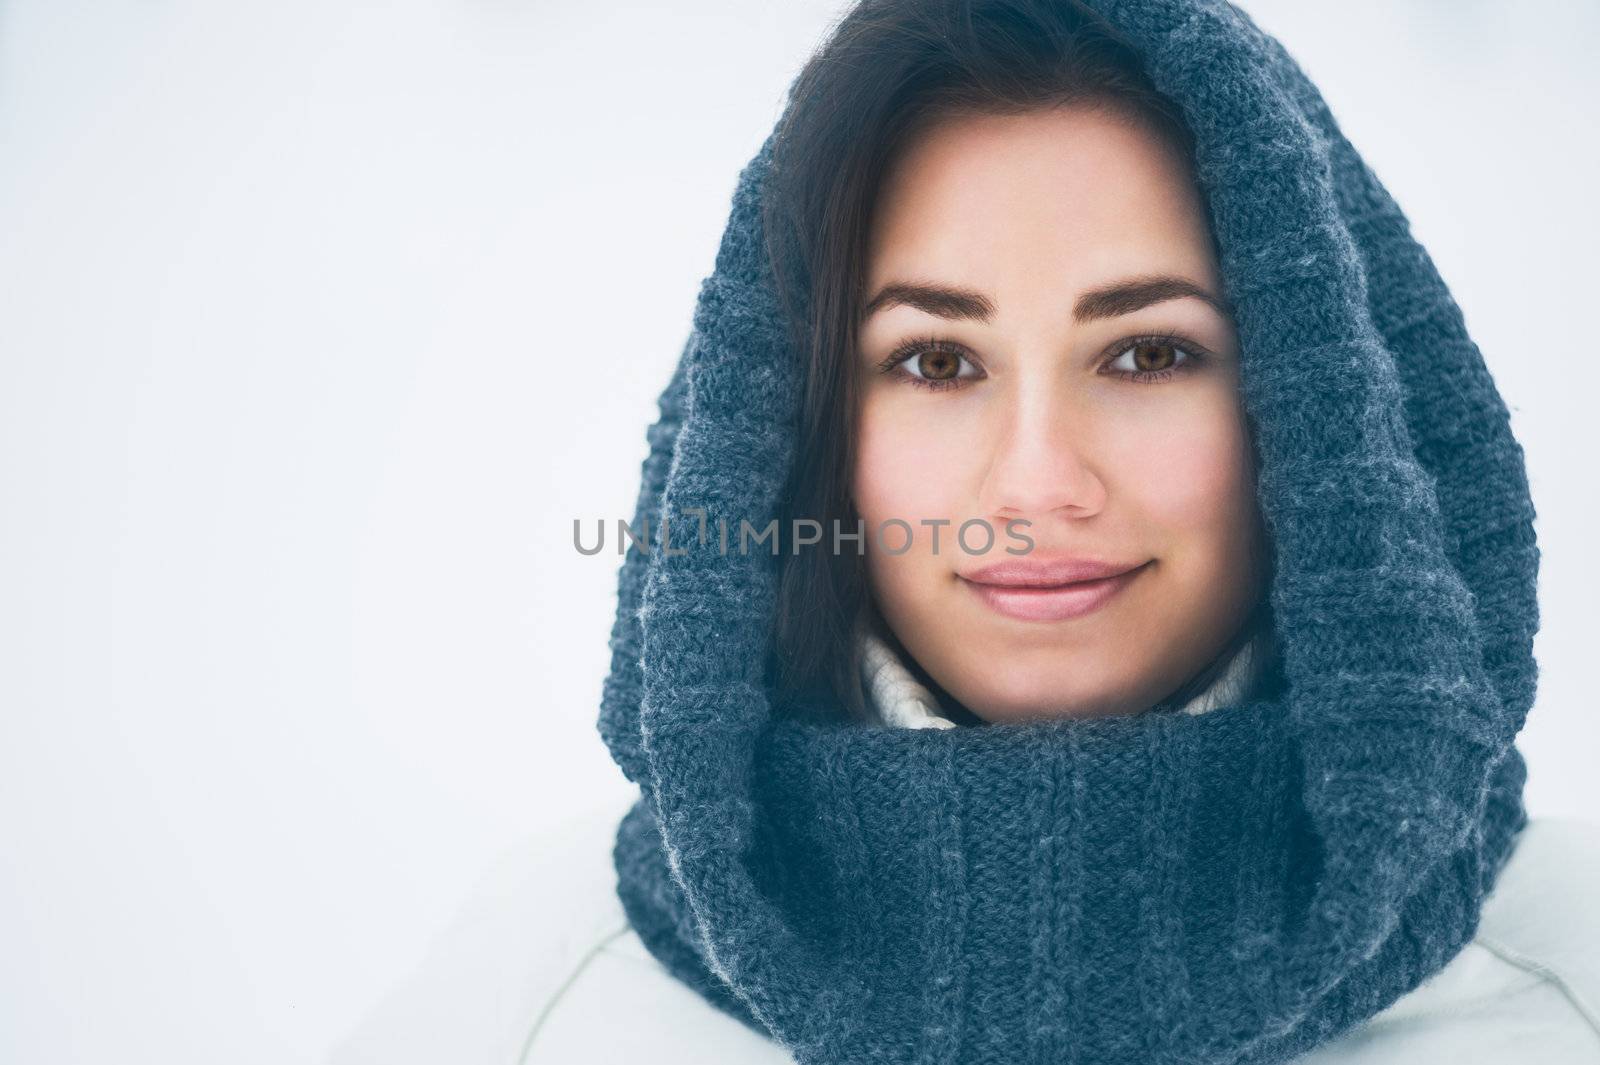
(874, 333, 1211, 391)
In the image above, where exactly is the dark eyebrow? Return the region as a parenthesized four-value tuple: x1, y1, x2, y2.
(860, 282, 995, 323)
(860, 274, 1232, 325)
(1073, 275, 1233, 323)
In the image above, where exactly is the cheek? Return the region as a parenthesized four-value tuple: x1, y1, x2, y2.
(851, 394, 977, 526)
(1115, 394, 1256, 545)
(851, 395, 984, 629)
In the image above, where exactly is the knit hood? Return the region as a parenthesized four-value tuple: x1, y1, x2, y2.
(596, 2, 1541, 1062)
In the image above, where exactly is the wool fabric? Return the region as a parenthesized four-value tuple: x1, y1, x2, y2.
(595, 1, 1541, 1062)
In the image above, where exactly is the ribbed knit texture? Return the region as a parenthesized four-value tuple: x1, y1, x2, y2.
(596, 2, 1541, 1062)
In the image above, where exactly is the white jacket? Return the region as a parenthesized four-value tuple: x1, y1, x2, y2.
(327, 798, 1600, 1065)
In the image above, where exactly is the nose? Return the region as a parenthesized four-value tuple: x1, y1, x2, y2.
(977, 380, 1107, 525)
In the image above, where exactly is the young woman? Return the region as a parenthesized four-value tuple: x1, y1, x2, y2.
(781, 75, 1277, 733)
(331, 1, 1600, 1063)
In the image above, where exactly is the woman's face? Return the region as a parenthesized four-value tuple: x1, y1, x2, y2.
(852, 103, 1268, 723)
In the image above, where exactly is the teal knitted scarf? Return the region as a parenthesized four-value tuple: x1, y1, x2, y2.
(597, 1, 1540, 1061)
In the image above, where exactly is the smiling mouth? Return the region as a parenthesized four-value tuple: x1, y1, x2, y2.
(959, 561, 1150, 622)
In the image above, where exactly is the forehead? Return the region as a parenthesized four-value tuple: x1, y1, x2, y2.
(864, 105, 1219, 298)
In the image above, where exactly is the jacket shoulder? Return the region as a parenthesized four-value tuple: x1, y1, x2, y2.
(330, 806, 1600, 1064)
(327, 794, 651, 1065)
(522, 924, 795, 1064)
(1300, 815, 1600, 1064)
(524, 818, 1600, 1064)
(516, 808, 794, 1064)
(1473, 816, 1600, 1031)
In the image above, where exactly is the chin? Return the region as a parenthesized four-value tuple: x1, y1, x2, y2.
(953, 673, 1135, 724)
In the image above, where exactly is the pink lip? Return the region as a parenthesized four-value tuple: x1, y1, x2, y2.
(959, 558, 1150, 622)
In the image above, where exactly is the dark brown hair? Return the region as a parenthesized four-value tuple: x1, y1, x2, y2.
(760, 0, 1256, 723)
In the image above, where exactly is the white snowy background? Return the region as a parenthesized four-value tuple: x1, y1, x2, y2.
(2, 1, 1595, 1062)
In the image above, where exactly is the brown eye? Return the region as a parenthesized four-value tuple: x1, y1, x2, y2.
(1131, 340, 1177, 371)
(1103, 335, 1207, 382)
(876, 339, 985, 391)
(917, 349, 961, 380)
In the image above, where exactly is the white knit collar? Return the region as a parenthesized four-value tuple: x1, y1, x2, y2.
(858, 621, 1270, 729)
